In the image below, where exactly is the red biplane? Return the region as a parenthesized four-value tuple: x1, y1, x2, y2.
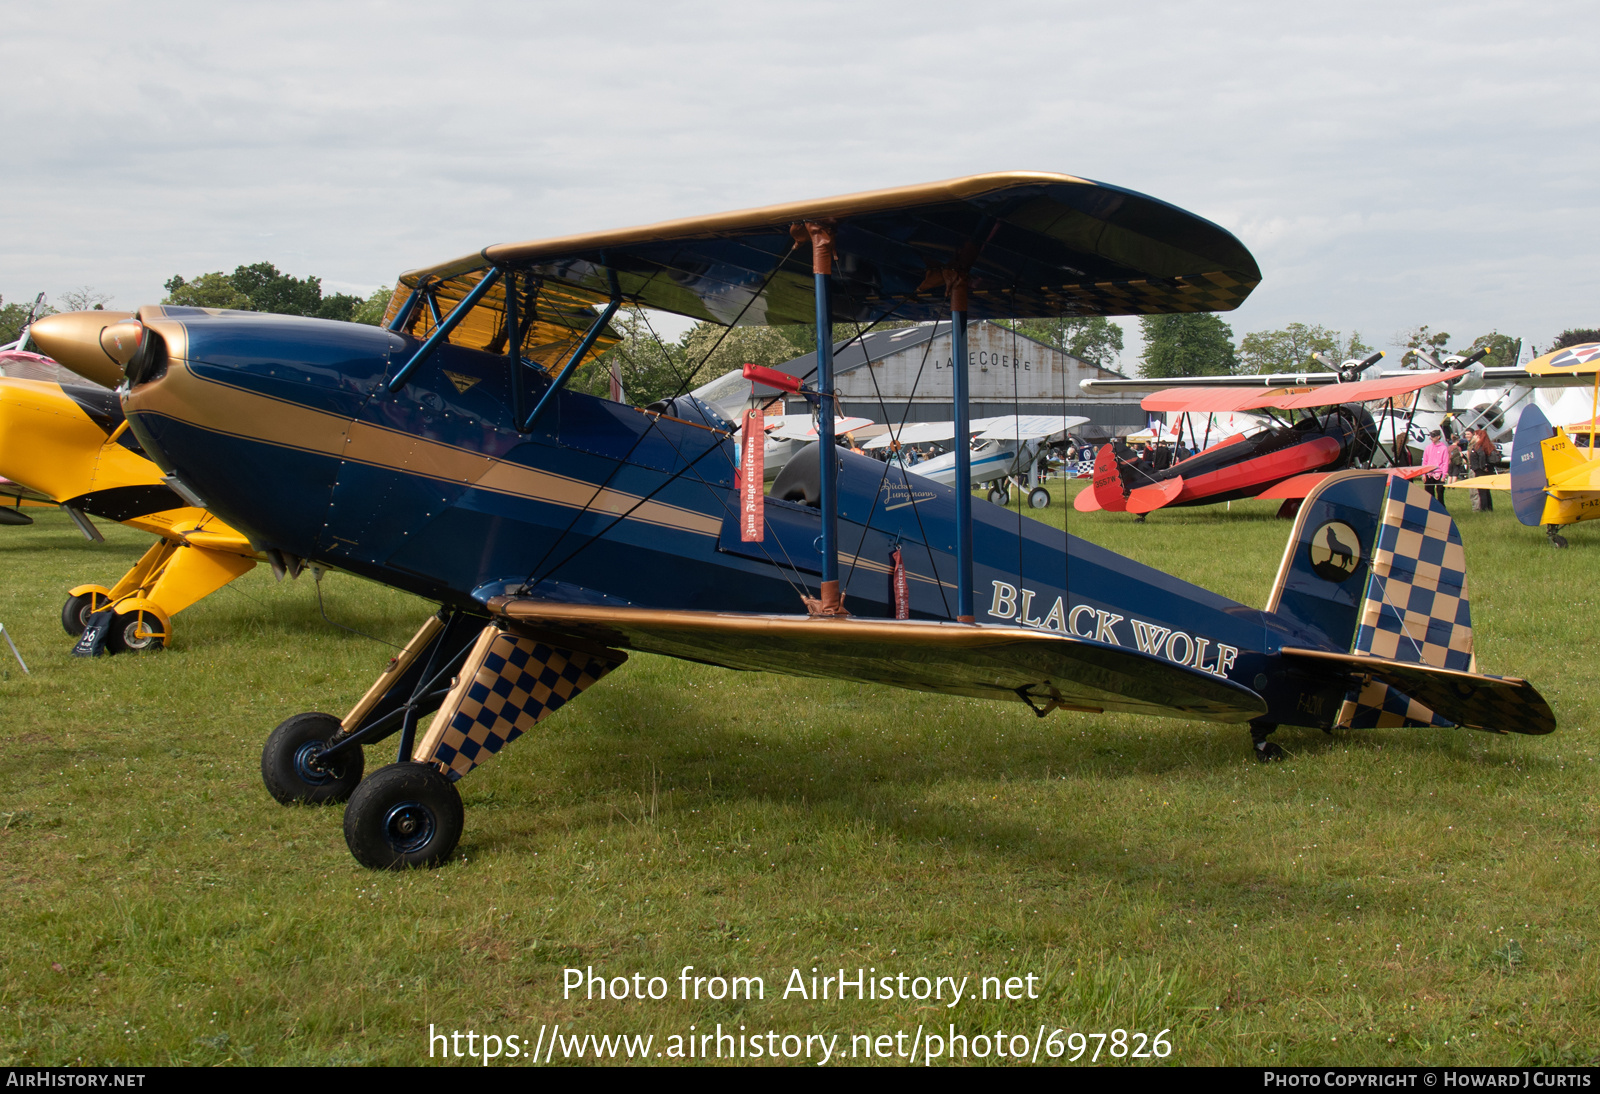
(1075, 368, 1468, 517)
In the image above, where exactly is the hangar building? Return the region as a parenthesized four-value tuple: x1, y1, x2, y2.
(776, 321, 1146, 439)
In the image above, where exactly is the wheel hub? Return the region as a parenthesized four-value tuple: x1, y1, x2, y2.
(383, 801, 436, 853)
(292, 741, 341, 786)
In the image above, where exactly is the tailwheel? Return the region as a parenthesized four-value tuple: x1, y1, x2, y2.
(261, 712, 365, 804)
(61, 589, 110, 637)
(987, 485, 1010, 506)
(1028, 486, 1051, 509)
(1254, 742, 1287, 763)
(343, 762, 463, 870)
(1547, 525, 1569, 548)
(1251, 722, 1286, 763)
(104, 610, 167, 653)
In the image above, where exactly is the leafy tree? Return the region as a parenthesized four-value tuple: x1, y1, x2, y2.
(1466, 331, 1522, 366)
(1138, 313, 1237, 378)
(1397, 326, 1526, 365)
(1395, 325, 1452, 361)
(1550, 328, 1600, 352)
(163, 262, 364, 320)
(679, 322, 811, 387)
(1000, 317, 1123, 369)
(1237, 323, 1372, 374)
(230, 261, 323, 315)
(350, 286, 393, 326)
(573, 308, 691, 406)
(164, 272, 253, 310)
(567, 313, 914, 407)
(0, 295, 56, 344)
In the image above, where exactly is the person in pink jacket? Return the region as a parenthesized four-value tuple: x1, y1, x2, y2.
(1421, 428, 1450, 505)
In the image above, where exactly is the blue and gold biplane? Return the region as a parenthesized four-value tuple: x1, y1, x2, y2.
(32, 172, 1554, 869)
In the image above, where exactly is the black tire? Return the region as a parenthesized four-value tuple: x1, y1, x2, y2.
(987, 486, 1010, 506)
(261, 712, 365, 805)
(102, 610, 167, 653)
(61, 593, 102, 637)
(1028, 487, 1051, 510)
(343, 762, 464, 870)
(1254, 742, 1287, 763)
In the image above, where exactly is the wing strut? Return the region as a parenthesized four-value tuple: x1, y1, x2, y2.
(804, 222, 847, 616)
(387, 267, 502, 392)
(951, 273, 974, 621)
(522, 267, 622, 433)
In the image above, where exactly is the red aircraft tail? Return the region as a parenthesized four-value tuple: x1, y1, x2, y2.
(1090, 443, 1127, 512)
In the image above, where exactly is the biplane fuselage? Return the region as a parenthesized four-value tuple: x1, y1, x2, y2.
(119, 309, 1360, 728)
(39, 171, 1553, 868)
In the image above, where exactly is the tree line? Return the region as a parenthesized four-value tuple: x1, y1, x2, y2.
(1136, 314, 1596, 379)
(6, 265, 1596, 394)
(162, 263, 391, 324)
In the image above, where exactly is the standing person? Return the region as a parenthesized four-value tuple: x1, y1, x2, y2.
(1469, 427, 1496, 512)
(1421, 428, 1449, 506)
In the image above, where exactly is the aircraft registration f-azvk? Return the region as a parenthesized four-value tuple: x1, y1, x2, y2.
(34, 173, 1554, 870)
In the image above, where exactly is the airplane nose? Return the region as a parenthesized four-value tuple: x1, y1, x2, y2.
(99, 319, 146, 365)
(26, 311, 136, 388)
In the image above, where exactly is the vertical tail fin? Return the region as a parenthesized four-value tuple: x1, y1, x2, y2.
(1510, 403, 1556, 526)
(1091, 443, 1128, 512)
(1267, 472, 1474, 728)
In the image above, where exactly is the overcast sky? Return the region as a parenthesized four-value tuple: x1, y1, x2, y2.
(5, 1, 1595, 364)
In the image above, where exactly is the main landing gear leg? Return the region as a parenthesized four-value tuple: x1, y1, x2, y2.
(1250, 721, 1286, 763)
(260, 608, 486, 805)
(340, 622, 628, 870)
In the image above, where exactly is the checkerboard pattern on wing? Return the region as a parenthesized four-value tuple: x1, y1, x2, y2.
(429, 633, 623, 781)
(1352, 479, 1473, 672)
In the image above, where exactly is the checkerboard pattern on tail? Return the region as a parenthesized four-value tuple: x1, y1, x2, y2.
(418, 628, 626, 781)
(1336, 479, 1469, 730)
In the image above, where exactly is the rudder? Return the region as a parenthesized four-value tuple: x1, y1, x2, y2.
(1510, 403, 1555, 526)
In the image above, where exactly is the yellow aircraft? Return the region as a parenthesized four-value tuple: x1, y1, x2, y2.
(2, 310, 259, 652)
(1448, 343, 1600, 546)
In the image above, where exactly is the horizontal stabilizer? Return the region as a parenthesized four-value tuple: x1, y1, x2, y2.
(1443, 473, 1511, 491)
(1282, 647, 1554, 735)
(486, 599, 1268, 724)
(1127, 477, 1183, 513)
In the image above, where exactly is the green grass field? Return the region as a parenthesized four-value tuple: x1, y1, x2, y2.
(0, 485, 1595, 1066)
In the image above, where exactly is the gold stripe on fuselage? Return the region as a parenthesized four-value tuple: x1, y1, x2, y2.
(125, 359, 722, 536)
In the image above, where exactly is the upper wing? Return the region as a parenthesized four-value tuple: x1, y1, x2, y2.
(862, 421, 962, 448)
(1083, 371, 1342, 395)
(1137, 370, 1468, 413)
(486, 599, 1268, 723)
(973, 414, 1090, 440)
(388, 172, 1261, 334)
(766, 415, 875, 441)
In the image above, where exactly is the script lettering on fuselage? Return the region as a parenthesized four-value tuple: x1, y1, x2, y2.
(987, 580, 1240, 680)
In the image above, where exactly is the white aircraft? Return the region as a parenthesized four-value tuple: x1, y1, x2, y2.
(757, 413, 876, 480)
(865, 413, 1088, 508)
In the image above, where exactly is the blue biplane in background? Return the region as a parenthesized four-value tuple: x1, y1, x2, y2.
(33, 172, 1553, 870)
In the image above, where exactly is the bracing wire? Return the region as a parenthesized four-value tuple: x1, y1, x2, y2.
(517, 245, 798, 590)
